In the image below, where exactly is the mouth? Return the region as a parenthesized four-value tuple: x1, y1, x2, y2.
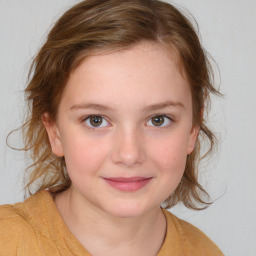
(103, 177, 153, 192)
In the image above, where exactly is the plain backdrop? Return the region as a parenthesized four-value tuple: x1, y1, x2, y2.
(0, 0, 255, 255)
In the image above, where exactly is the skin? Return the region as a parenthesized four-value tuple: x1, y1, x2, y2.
(44, 42, 199, 256)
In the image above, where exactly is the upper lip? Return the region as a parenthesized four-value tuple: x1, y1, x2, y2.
(103, 177, 152, 182)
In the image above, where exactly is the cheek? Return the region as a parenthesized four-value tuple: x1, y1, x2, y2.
(149, 134, 189, 176)
(63, 135, 110, 179)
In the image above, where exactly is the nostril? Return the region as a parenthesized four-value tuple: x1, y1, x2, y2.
(110, 135, 146, 167)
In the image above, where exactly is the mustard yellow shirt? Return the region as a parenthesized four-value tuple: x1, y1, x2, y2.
(0, 191, 223, 255)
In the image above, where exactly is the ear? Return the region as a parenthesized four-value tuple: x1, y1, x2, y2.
(187, 125, 200, 154)
(42, 113, 64, 157)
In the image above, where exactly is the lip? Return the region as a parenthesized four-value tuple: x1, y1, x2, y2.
(103, 177, 152, 192)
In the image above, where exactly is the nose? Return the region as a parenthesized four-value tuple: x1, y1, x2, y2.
(111, 127, 146, 168)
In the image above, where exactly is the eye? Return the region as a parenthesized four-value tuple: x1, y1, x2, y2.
(146, 115, 172, 127)
(84, 115, 109, 128)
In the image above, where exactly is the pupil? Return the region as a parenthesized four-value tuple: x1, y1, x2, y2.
(152, 116, 164, 126)
(90, 116, 102, 127)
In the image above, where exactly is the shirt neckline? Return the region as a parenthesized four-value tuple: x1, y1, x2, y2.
(25, 190, 180, 255)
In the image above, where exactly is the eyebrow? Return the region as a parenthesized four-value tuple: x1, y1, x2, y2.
(142, 101, 184, 111)
(70, 103, 114, 111)
(69, 100, 184, 112)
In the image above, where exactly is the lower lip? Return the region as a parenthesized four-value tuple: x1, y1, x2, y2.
(103, 178, 152, 192)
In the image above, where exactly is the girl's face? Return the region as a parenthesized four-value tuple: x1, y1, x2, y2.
(45, 42, 198, 218)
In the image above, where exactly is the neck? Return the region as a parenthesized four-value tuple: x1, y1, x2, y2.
(54, 188, 167, 256)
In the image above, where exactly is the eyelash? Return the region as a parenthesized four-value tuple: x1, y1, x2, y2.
(82, 115, 110, 129)
(146, 115, 173, 127)
(82, 114, 174, 129)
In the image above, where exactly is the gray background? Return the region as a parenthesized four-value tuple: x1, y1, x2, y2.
(0, 0, 255, 255)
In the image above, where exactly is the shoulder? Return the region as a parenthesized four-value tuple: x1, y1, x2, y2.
(163, 209, 224, 256)
(0, 203, 32, 234)
(0, 203, 38, 255)
(0, 191, 51, 235)
(0, 194, 50, 255)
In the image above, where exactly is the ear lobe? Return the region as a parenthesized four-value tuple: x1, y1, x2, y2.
(42, 113, 64, 157)
(187, 125, 200, 154)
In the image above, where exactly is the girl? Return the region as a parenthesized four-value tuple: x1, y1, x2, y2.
(0, 0, 224, 255)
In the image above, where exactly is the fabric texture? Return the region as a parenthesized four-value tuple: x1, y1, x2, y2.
(0, 190, 223, 255)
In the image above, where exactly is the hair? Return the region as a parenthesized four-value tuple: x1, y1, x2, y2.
(15, 0, 220, 210)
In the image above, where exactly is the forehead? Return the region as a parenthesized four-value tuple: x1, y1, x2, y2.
(72, 42, 186, 82)
(60, 42, 191, 112)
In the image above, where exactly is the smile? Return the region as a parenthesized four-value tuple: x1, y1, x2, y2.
(103, 177, 153, 192)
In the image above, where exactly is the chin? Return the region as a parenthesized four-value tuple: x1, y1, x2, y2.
(102, 200, 155, 219)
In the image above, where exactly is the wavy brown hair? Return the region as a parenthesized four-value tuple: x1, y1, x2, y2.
(17, 0, 220, 209)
